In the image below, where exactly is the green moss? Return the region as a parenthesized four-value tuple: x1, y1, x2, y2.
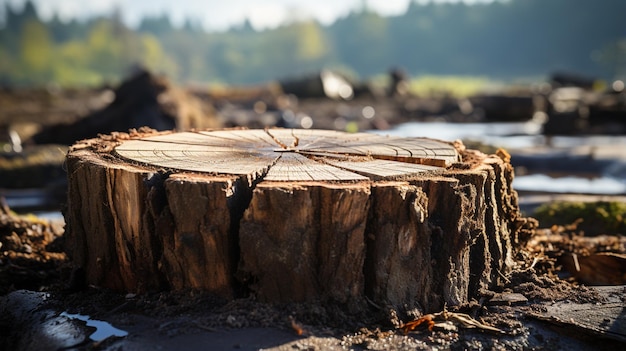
(533, 201, 626, 235)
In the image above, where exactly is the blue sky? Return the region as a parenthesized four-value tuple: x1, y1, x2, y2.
(4, 0, 494, 31)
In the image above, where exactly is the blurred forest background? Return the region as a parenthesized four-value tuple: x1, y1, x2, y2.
(0, 0, 624, 88)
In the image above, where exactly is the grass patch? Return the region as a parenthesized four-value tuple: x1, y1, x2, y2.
(408, 75, 501, 98)
(533, 201, 626, 236)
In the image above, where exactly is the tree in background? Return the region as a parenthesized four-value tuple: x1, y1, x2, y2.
(0, 0, 624, 87)
(0, 1, 177, 86)
(19, 19, 53, 83)
(330, 9, 388, 77)
(593, 39, 626, 80)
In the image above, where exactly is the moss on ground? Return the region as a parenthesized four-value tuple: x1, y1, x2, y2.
(533, 201, 626, 236)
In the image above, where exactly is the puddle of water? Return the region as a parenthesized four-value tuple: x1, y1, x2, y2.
(376, 121, 544, 148)
(514, 174, 626, 195)
(378, 121, 626, 150)
(2, 191, 50, 209)
(60, 312, 128, 341)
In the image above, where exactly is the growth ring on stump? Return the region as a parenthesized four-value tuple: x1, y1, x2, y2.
(66, 128, 535, 312)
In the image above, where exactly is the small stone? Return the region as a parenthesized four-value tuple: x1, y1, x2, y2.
(489, 292, 528, 306)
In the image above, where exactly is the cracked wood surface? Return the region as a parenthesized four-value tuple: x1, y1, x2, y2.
(114, 129, 459, 181)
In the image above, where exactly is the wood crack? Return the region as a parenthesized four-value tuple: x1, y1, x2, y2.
(65, 129, 537, 310)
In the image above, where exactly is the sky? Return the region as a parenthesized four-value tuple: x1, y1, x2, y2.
(4, 0, 494, 31)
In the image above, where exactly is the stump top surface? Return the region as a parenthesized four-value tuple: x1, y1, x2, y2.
(114, 129, 459, 181)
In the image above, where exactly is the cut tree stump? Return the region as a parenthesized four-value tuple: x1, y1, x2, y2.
(65, 128, 536, 311)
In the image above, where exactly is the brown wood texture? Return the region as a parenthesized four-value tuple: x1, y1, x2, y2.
(114, 128, 458, 179)
(65, 128, 536, 311)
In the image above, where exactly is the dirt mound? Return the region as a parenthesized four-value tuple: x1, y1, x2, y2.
(30, 70, 220, 145)
(0, 199, 67, 295)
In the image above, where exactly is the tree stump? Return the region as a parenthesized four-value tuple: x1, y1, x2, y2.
(65, 128, 535, 311)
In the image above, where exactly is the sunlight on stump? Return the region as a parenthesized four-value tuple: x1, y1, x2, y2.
(65, 128, 535, 311)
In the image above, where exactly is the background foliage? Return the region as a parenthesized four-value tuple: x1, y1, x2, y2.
(0, 0, 624, 87)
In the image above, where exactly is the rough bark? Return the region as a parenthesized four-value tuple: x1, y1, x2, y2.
(65, 128, 536, 311)
(238, 181, 370, 303)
